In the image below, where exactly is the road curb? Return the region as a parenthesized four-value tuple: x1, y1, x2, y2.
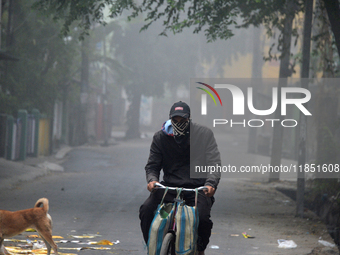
(0, 147, 72, 190)
(37, 161, 64, 172)
(55, 146, 72, 159)
(0, 159, 49, 190)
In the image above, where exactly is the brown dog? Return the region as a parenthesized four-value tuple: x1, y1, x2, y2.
(0, 198, 58, 255)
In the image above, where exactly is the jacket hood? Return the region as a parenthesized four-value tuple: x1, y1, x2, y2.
(161, 119, 174, 136)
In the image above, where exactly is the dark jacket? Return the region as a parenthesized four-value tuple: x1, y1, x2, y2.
(145, 121, 221, 189)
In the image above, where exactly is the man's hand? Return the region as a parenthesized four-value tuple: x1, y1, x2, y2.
(204, 185, 215, 197)
(147, 181, 159, 192)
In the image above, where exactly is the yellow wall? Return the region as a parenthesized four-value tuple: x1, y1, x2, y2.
(38, 118, 50, 156)
(221, 20, 303, 79)
(221, 51, 283, 79)
(222, 53, 253, 78)
(221, 51, 302, 79)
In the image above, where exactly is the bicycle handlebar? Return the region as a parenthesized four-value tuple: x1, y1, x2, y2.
(155, 182, 207, 192)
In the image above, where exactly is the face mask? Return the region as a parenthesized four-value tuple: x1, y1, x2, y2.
(171, 119, 190, 137)
(171, 119, 190, 146)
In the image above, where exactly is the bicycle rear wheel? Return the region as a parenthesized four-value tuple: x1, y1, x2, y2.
(160, 232, 176, 255)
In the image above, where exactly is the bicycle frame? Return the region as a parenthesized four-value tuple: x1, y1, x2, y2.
(155, 183, 207, 232)
(154, 183, 207, 255)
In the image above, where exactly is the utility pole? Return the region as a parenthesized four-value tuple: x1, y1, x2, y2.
(0, 0, 2, 49)
(248, 26, 263, 154)
(269, 0, 297, 181)
(102, 26, 109, 146)
(79, 38, 89, 145)
(296, 0, 314, 218)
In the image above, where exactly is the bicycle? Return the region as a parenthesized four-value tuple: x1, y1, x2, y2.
(154, 183, 207, 255)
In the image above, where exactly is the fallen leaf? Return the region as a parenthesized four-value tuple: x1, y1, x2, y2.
(27, 235, 39, 239)
(95, 240, 113, 245)
(25, 229, 36, 232)
(59, 247, 82, 251)
(4, 239, 27, 243)
(70, 235, 95, 239)
(31, 248, 48, 254)
(80, 247, 111, 250)
(5, 246, 32, 254)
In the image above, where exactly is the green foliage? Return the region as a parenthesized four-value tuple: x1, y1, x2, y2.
(316, 125, 340, 165)
(87, 22, 128, 104)
(33, 0, 303, 45)
(32, 0, 307, 86)
(310, 179, 339, 198)
(309, 123, 340, 206)
(1, 0, 80, 117)
(0, 93, 19, 116)
(310, 0, 340, 77)
(32, 0, 111, 40)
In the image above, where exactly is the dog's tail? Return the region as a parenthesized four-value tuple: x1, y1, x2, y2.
(34, 198, 49, 213)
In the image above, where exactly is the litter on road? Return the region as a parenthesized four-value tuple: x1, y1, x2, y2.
(3, 231, 120, 255)
(318, 239, 336, 247)
(277, 239, 297, 249)
(242, 232, 255, 238)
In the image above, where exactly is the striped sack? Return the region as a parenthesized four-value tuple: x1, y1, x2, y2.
(147, 188, 174, 255)
(175, 189, 199, 255)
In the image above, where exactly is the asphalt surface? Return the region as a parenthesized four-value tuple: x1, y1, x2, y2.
(0, 134, 338, 254)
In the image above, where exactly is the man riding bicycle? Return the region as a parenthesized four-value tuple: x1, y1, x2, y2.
(139, 101, 221, 255)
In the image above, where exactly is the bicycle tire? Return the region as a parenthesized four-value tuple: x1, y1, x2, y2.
(160, 232, 176, 255)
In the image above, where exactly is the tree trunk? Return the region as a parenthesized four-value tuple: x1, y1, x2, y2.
(315, 3, 339, 177)
(248, 26, 263, 154)
(269, 0, 296, 181)
(125, 87, 142, 140)
(77, 38, 89, 145)
(315, 86, 338, 169)
(296, 0, 314, 218)
(323, 0, 340, 57)
(4, 0, 14, 93)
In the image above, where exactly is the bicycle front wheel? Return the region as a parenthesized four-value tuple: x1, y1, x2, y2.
(160, 232, 176, 255)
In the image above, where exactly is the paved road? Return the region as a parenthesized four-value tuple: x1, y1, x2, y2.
(0, 136, 336, 254)
(0, 139, 150, 254)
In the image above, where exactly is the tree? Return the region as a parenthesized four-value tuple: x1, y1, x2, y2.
(269, 0, 299, 181)
(32, 0, 303, 131)
(32, 0, 340, 69)
(32, 1, 340, 170)
(296, 0, 314, 218)
(32, 1, 302, 42)
(1, 0, 80, 116)
(312, 1, 340, 170)
(112, 20, 201, 138)
(323, 0, 340, 56)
